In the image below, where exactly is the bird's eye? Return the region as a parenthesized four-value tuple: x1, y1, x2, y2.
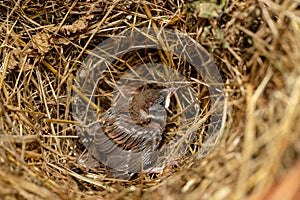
(157, 96, 165, 105)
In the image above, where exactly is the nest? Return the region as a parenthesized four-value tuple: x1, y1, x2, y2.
(0, 0, 300, 199)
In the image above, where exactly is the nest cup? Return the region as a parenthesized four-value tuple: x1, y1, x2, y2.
(72, 28, 227, 177)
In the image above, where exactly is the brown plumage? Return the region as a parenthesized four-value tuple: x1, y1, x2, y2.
(129, 89, 161, 125)
(78, 88, 175, 176)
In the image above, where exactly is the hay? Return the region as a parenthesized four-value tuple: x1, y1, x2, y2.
(0, 0, 299, 199)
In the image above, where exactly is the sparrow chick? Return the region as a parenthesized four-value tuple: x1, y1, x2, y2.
(78, 87, 176, 177)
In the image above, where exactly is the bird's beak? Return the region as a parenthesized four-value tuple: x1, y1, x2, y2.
(164, 87, 178, 109)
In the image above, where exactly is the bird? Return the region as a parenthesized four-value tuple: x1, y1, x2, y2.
(77, 86, 177, 178)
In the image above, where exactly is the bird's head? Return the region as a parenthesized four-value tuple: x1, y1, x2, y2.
(129, 87, 178, 126)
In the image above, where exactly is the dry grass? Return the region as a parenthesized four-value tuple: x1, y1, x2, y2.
(0, 0, 300, 199)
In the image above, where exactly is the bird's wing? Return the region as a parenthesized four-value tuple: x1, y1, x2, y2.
(100, 107, 162, 152)
(86, 114, 163, 173)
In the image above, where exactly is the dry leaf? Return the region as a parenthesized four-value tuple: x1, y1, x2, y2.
(31, 31, 52, 54)
(60, 15, 94, 35)
(7, 47, 21, 70)
(6, 47, 33, 72)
